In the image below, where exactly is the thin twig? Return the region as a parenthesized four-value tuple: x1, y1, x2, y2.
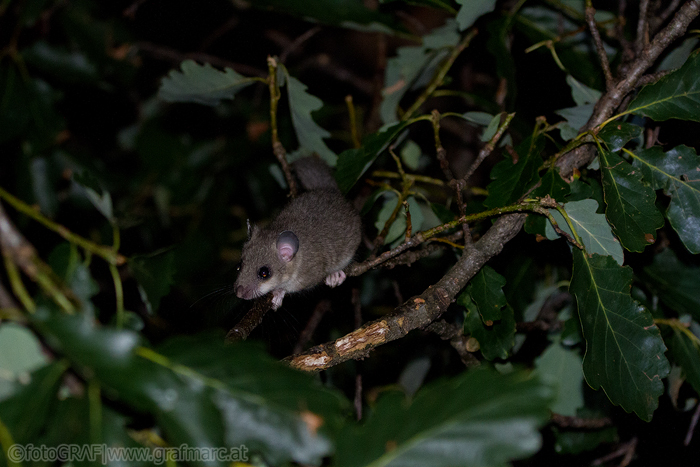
(225, 294, 274, 342)
(462, 113, 515, 182)
(585, 1, 614, 91)
(280, 27, 321, 63)
(0, 186, 126, 266)
(431, 110, 454, 181)
(137, 42, 266, 78)
(267, 56, 297, 198)
(685, 401, 700, 446)
(346, 95, 361, 148)
(402, 30, 478, 121)
(293, 300, 331, 354)
(636, 0, 651, 54)
(551, 413, 613, 429)
(651, 0, 682, 34)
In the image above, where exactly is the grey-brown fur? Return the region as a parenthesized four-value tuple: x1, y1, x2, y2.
(234, 157, 361, 308)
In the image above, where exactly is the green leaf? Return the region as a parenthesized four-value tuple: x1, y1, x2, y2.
(335, 120, 413, 193)
(22, 40, 99, 84)
(47, 243, 99, 313)
(665, 327, 700, 397)
(158, 60, 258, 106)
(525, 168, 571, 235)
(0, 362, 67, 443)
(485, 17, 517, 109)
(400, 139, 422, 170)
(597, 122, 642, 153)
(570, 251, 670, 421)
(640, 248, 700, 322)
(552, 425, 618, 455)
(243, 0, 408, 35)
(460, 295, 516, 361)
(374, 195, 424, 245)
(555, 104, 595, 139)
(335, 369, 554, 467)
(535, 168, 570, 203)
(0, 63, 63, 145)
(380, 20, 460, 124)
(455, 0, 496, 31)
(0, 324, 50, 400)
(627, 48, 700, 122)
(130, 250, 176, 315)
(534, 340, 584, 416)
(545, 199, 624, 265)
(515, 6, 604, 90)
(72, 170, 114, 222)
(657, 37, 699, 72)
(484, 132, 544, 208)
(566, 75, 602, 106)
(599, 148, 664, 252)
(631, 145, 700, 254)
(283, 68, 337, 165)
(466, 265, 508, 322)
(32, 311, 343, 465)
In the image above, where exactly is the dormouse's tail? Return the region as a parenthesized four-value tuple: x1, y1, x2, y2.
(291, 156, 340, 191)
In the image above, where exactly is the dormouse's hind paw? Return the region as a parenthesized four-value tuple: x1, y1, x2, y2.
(325, 270, 347, 288)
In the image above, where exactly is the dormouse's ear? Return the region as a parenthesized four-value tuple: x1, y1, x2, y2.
(247, 219, 259, 240)
(276, 230, 299, 262)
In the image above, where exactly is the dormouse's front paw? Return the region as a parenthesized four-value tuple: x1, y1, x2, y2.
(324, 270, 347, 288)
(272, 289, 286, 309)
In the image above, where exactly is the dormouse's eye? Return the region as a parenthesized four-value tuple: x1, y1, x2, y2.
(236, 261, 242, 272)
(258, 266, 271, 280)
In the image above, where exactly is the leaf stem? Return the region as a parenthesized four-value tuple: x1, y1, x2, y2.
(0, 186, 126, 266)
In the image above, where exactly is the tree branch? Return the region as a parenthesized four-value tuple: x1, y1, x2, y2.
(557, 0, 700, 176)
(285, 0, 700, 372)
(285, 214, 525, 371)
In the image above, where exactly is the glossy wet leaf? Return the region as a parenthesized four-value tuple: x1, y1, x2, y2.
(627, 49, 700, 122)
(631, 145, 700, 254)
(159, 60, 258, 106)
(570, 251, 670, 421)
(597, 122, 642, 153)
(599, 148, 664, 252)
(545, 199, 624, 265)
(32, 311, 344, 466)
(335, 369, 554, 467)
